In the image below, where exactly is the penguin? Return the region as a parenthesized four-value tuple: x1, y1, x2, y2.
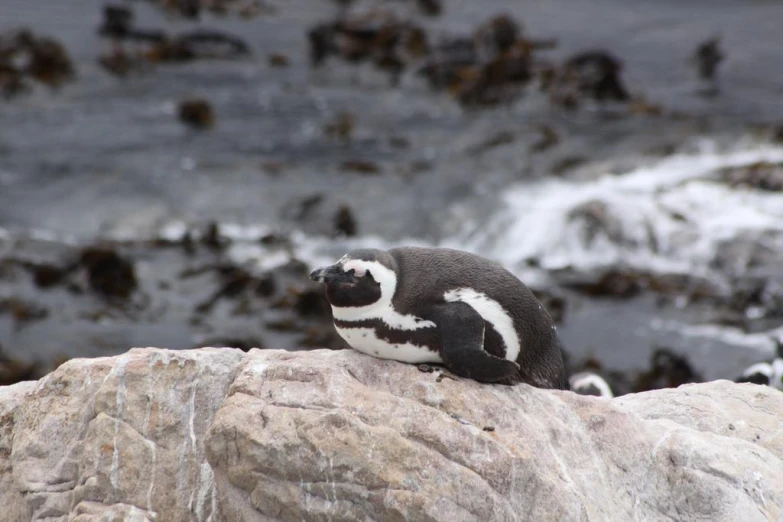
(735, 336, 783, 390)
(568, 371, 614, 398)
(309, 246, 570, 389)
(736, 359, 783, 390)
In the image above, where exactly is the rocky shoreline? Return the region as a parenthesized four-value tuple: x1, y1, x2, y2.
(3, 0, 783, 395)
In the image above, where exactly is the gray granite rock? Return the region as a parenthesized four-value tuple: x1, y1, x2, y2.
(1, 347, 781, 521)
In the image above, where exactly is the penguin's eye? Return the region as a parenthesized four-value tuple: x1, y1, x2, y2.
(351, 267, 366, 277)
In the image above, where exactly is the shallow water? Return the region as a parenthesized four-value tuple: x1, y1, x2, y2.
(2, 0, 783, 385)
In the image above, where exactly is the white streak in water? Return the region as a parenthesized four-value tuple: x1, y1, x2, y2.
(454, 142, 783, 277)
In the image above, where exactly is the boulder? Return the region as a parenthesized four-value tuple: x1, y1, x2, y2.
(0, 347, 781, 522)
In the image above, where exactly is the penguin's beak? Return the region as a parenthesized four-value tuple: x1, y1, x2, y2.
(309, 264, 347, 284)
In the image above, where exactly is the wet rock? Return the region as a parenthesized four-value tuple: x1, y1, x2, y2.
(416, 0, 442, 16)
(417, 14, 541, 107)
(551, 155, 586, 176)
(189, 264, 271, 313)
(97, 48, 149, 78)
(306, 8, 429, 81)
(285, 193, 324, 221)
(333, 205, 358, 237)
(690, 36, 724, 81)
(177, 29, 251, 58)
(0, 28, 75, 98)
(97, 9, 251, 73)
(567, 199, 625, 245)
(201, 221, 226, 250)
(0, 345, 38, 386)
(79, 247, 138, 300)
(340, 159, 381, 174)
(631, 348, 703, 393)
(627, 95, 663, 116)
(177, 98, 215, 129)
(466, 130, 515, 154)
(451, 41, 534, 106)
(530, 124, 559, 152)
(97, 5, 134, 39)
(0, 297, 48, 329)
(323, 112, 355, 142)
(144, 0, 273, 19)
(717, 161, 783, 192)
(549, 50, 629, 108)
(473, 14, 520, 57)
(21, 261, 70, 288)
(268, 52, 289, 67)
(563, 268, 717, 301)
(260, 161, 286, 175)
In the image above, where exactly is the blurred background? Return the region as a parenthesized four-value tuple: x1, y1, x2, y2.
(1, 0, 782, 394)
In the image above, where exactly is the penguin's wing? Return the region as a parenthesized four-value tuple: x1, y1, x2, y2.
(429, 301, 520, 383)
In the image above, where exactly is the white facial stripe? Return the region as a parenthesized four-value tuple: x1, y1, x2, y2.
(444, 288, 521, 362)
(335, 326, 443, 364)
(570, 373, 614, 398)
(330, 259, 436, 330)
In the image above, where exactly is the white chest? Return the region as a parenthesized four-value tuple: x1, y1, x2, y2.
(334, 325, 443, 364)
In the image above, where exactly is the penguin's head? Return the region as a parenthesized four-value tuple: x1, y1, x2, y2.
(568, 372, 614, 398)
(309, 248, 398, 309)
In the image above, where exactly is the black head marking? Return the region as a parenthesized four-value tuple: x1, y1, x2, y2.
(310, 248, 397, 308)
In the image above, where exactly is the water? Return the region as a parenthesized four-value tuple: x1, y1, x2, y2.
(2, 0, 783, 383)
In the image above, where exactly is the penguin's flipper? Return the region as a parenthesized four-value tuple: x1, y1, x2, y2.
(430, 301, 520, 383)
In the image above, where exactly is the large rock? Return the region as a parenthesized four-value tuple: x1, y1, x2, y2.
(1, 347, 782, 522)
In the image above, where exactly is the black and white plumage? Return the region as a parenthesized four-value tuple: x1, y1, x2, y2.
(737, 359, 783, 390)
(568, 372, 614, 398)
(309, 246, 569, 389)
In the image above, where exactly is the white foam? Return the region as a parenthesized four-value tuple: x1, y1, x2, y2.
(452, 141, 783, 278)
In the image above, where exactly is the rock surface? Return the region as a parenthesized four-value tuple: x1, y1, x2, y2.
(0, 347, 781, 522)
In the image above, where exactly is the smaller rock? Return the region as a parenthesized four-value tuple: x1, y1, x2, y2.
(333, 205, 358, 237)
(530, 124, 559, 152)
(178, 98, 215, 129)
(473, 14, 520, 56)
(549, 50, 629, 108)
(416, 0, 442, 16)
(323, 112, 355, 142)
(340, 160, 380, 174)
(268, 52, 289, 67)
(717, 161, 783, 192)
(79, 247, 138, 300)
(0, 297, 49, 328)
(0, 344, 38, 386)
(689, 36, 724, 81)
(632, 348, 702, 393)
